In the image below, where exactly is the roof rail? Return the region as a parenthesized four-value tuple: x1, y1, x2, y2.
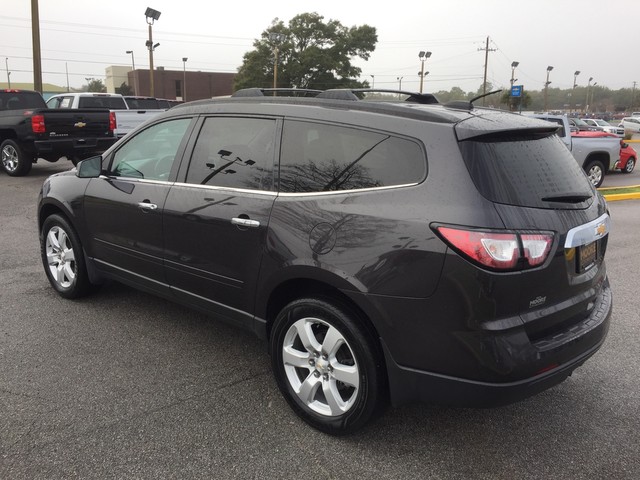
(232, 88, 323, 98)
(231, 87, 439, 105)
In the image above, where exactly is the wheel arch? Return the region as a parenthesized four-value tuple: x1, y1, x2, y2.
(583, 151, 611, 173)
(261, 273, 385, 362)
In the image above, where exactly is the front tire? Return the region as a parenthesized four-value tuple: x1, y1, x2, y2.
(584, 160, 605, 188)
(40, 214, 95, 299)
(622, 157, 635, 174)
(270, 297, 386, 435)
(1, 139, 33, 176)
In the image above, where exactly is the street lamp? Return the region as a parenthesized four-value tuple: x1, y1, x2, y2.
(370, 74, 375, 89)
(510, 61, 519, 87)
(590, 82, 598, 114)
(585, 77, 593, 114)
(544, 66, 553, 112)
(126, 50, 137, 95)
(145, 7, 161, 97)
(268, 32, 286, 91)
(418, 71, 429, 91)
(397, 76, 403, 99)
(572, 70, 580, 114)
(418, 51, 431, 94)
(5, 58, 10, 89)
(182, 57, 188, 102)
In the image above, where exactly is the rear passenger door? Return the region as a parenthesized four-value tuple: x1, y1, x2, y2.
(162, 116, 278, 327)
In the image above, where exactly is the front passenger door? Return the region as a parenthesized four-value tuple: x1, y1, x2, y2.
(83, 117, 194, 293)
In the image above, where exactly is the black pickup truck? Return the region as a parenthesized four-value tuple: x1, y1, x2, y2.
(0, 89, 117, 176)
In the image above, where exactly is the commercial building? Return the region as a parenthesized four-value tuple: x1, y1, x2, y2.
(105, 66, 235, 100)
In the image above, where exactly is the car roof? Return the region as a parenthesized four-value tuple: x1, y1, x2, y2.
(166, 88, 558, 140)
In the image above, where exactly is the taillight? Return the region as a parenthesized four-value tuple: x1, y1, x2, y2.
(31, 114, 46, 133)
(436, 226, 554, 271)
(109, 111, 116, 132)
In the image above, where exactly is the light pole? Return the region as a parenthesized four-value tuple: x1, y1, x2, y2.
(182, 57, 188, 101)
(585, 77, 593, 114)
(418, 71, 429, 91)
(544, 66, 553, 112)
(572, 70, 580, 114)
(510, 61, 519, 111)
(145, 7, 161, 97)
(510, 61, 519, 87)
(397, 76, 403, 99)
(268, 32, 286, 91)
(5, 58, 10, 89)
(126, 50, 137, 95)
(418, 51, 431, 94)
(370, 74, 375, 89)
(590, 82, 598, 114)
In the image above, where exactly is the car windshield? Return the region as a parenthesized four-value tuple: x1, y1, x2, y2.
(593, 120, 610, 127)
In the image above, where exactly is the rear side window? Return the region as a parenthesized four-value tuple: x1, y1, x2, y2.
(279, 120, 426, 193)
(459, 133, 593, 209)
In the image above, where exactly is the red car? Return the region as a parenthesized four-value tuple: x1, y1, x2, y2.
(617, 142, 636, 174)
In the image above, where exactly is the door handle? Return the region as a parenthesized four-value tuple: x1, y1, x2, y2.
(138, 201, 158, 212)
(231, 217, 260, 228)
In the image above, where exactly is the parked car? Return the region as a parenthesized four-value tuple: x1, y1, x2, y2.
(47, 92, 166, 138)
(1, 89, 116, 176)
(38, 88, 612, 435)
(618, 117, 640, 133)
(581, 118, 624, 136)
(617, 142, 636, 173)
(569, 117, 602, 132)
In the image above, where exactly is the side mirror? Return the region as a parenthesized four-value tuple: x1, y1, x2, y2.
(76, 155, 103, 178)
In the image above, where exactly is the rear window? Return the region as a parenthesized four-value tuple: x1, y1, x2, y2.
(459, 133, 594, 209)
(78, 96, 127, 110)
(0, 91, 46, 110)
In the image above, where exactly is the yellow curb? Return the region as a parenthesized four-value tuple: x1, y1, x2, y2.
(626, 139, 640, 143)
(598, 184, 640, 191)
(601, 192, 640, 202)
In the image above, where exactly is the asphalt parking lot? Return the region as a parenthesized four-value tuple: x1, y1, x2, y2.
(1, 161, 640, 479)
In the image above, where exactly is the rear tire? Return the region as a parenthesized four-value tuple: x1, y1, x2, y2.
(584, 160, 605, 188)
(1, 139, 33, 176)
(40, 214, 96, 299)
(622, 157, 635, 174)
(270, 297, 386, 436)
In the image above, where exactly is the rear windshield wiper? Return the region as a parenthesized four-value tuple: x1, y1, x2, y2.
(541, 194, 592, 203)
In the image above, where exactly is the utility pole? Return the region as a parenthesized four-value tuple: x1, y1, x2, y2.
(633, 81, 637, 111)
(31, 0, 43, 93)
(478, 36, 496, 105)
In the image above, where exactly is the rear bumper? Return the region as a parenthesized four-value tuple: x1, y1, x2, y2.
(383, 277, 612, 408)
(34, 137, 117, 160)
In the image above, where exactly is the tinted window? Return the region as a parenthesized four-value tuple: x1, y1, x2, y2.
(110, 118, 191, 181)
(279, 121, 425, 193)
(460, 133, 593, 209)
(79, 96, 128, 109)
(0, 92, 46, 110)
(125, 97, 162, 109)
(186, 117, 276, 190)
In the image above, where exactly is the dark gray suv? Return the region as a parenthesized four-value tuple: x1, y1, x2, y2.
(38, 89, 612, 435)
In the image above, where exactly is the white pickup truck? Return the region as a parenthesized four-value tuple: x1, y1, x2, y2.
(46, 93, 166, 138)
(527, 114, 621, 188)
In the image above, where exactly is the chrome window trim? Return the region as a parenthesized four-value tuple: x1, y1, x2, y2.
(99, 175, 174, 187)
(564, 213, 610, 248)
(171, 181, 278, 197)
(276, 182, 421, 197)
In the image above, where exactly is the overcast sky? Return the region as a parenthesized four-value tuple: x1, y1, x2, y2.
(2, 0, 636, 93)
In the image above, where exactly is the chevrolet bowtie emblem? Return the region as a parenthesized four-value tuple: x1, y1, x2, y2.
(595, 223, 606, 237)
(74, 121, 87, 128)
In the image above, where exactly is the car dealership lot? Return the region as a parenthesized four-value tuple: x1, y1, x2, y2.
(1, 162, 640, 479)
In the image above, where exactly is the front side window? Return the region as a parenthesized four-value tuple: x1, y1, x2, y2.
(110, 118, 191, 180)
(185, 117, 276, 190)
(279, 121, 426, 193)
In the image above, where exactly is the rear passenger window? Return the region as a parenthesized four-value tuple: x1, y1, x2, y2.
(186, 117, 276, 190)
(279, 121, 425, 193)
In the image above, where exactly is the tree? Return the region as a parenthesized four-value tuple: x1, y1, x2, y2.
(84, 78, 106, 93)
(115, 82, 132, 95)
(234, 12, 377, 91)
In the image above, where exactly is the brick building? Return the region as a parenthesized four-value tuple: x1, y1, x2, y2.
(106, 66, 236, 100)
